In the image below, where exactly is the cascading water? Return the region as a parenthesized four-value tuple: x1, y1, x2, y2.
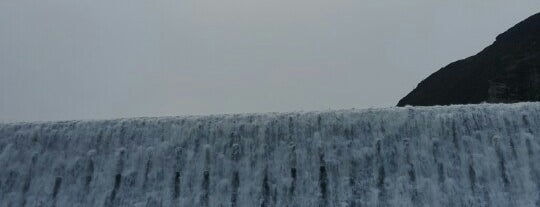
(0, 103, 539, 207)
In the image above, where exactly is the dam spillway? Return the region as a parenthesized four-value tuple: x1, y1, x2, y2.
(1, 103, 540, 207)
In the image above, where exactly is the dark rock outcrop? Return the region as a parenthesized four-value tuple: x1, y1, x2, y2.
(398, 12, 540, 106)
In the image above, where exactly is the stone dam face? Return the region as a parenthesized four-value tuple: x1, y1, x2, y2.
(1, 103, 540, 207)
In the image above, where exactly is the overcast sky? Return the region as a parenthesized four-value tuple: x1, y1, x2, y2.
(1, 1, 539, 122)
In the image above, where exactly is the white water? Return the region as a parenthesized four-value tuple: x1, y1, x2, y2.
(1, 103, 540, 207)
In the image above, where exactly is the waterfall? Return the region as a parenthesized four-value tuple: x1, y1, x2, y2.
(1, 103, 539, 207)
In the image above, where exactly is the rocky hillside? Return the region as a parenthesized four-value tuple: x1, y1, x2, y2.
(398, 12, 540, 106)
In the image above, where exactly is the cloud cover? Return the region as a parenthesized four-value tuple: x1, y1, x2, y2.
(1, 0, 539, 122)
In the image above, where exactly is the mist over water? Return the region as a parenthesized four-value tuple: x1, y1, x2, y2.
(1, 103, 539, 206)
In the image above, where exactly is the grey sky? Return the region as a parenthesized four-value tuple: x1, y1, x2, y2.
(1, 0, 539, 122)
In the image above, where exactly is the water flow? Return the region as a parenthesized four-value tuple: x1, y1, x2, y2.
(0, 103, 539, 207)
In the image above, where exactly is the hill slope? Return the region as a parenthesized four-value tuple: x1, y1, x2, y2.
(398, 12, 540, 106)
